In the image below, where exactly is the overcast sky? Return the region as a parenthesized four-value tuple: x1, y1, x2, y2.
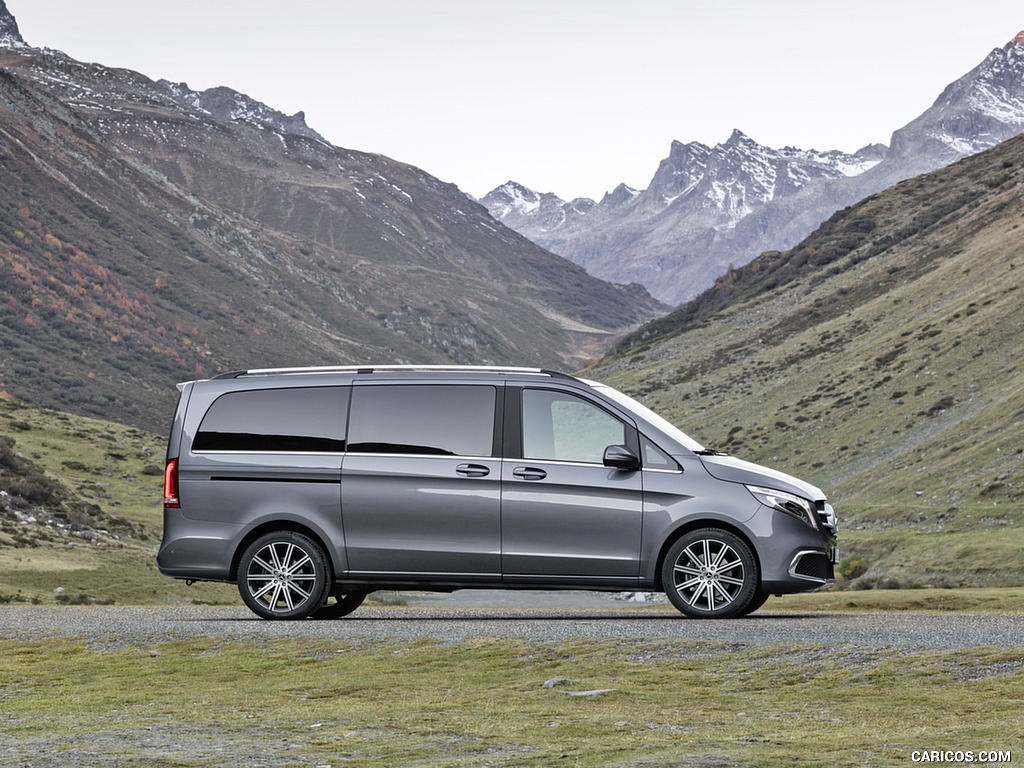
(9, 1, 1023, 200)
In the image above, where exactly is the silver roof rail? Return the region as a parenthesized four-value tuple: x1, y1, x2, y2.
(213, 365, 576, 380)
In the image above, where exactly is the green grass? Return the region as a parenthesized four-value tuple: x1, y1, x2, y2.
(765, 586, 1024, 614)
(1, 636, 1022, 767)
(0, 395, 166, 527)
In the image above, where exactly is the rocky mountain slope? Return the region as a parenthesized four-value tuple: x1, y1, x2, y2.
(586, 133, 1024, 587)
(484, 33, 1024, 306)
(0, 4, 661, 431)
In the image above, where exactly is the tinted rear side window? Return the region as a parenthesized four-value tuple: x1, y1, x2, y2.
(348, 385, 496, 456)
(193, 387, 349, 452)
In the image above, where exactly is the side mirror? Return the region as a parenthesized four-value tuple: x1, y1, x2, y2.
(603, 444, 640, 471)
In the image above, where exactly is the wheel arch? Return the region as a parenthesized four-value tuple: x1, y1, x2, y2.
(230, 521, 337, 583)
(652, 518, 762, 593)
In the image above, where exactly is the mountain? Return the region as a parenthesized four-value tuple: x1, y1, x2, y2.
(0, 0, 22, 48)
(0, 6, 663, 432)
(879, 30, 1024, 183)
(483, 33, 1024, 306)
(586, 133, 1024, 587)
(482, 134, 887, 301)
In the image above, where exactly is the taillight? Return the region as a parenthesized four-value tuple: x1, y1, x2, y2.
(163, 458, 180, 509)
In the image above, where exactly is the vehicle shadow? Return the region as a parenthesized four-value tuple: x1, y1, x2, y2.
(184, 610, 828, 623)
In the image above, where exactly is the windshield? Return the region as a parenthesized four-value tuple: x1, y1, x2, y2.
(590, 383, 705, 453)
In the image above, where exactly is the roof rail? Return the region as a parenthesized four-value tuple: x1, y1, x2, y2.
(212, 365, 577, 380)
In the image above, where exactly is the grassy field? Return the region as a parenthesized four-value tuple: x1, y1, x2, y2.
(1, 634, 1022, 767)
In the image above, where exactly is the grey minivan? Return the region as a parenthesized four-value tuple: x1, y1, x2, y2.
(158, 365, 837, 620)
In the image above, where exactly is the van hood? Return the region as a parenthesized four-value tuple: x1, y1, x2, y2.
(698, 454, 824, 501)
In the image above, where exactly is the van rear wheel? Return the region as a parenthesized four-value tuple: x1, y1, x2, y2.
(238, 531, 332, 620)
(662, 529, 758, 619)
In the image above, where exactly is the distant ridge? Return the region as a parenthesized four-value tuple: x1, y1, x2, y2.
(484, 32, 1024, 305)
(161, 81, 328, 144)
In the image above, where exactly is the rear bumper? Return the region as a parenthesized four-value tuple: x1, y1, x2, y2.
(156, 510, 238, 582)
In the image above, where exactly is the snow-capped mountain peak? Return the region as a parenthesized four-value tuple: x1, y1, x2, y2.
(967, 34, 1024, 126)
(477, 182, 573, 231)
(601, 183, 641, 208)
(886, 32, 1024, 166)
(479, 181, 551, 219)
(484, 130, 888, 265)
(0, 0, 28, 48)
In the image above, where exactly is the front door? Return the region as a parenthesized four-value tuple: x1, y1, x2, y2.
(500, 387, 643, 582)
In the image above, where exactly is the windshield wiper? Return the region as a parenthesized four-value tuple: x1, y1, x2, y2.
(695, 448, 727, 456)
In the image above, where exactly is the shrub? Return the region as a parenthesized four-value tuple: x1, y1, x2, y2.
(837, 555, 868, 581)
(0, 435, 18, 469)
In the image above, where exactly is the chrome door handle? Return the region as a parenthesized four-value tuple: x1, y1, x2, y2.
(512, 467, 547, 480)
(455, 463, 490, 478)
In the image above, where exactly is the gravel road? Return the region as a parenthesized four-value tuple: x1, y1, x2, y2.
(3, 595, 1022, 768)
(2, 593, 1023, 650)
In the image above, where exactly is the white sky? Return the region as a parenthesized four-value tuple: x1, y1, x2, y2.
(8, 1, 1024, 201)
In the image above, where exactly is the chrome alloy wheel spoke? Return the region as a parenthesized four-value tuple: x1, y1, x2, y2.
(251, 554, 277, 574)
(717, 573, 746, 587)
(685, 580, 711, 608)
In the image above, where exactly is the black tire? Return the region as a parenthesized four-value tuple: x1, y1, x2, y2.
(738, 590, 770, 617)
(314, 591, 369, 620)
(662, 528, 759, 619)
(237, 531, 332, 620)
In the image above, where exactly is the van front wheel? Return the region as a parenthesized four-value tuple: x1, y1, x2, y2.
(662, 529, 758, 619)
(238, 531, 332, 620)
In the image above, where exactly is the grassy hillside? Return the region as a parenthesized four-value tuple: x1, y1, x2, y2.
(0, 395, 235, 606)
(588, 134, 1024, 589)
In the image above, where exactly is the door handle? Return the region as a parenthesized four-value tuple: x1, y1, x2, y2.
(512, 467, 547, 481)
(455, 463, 490, 478)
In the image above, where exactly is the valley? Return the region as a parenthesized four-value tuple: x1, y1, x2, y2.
(1, 4, 1022, 602)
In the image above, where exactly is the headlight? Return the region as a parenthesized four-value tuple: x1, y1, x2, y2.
(746, 485, 818, 529)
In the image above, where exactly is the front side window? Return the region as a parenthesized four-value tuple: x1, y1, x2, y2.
(522, 389, 626, 464)
(348, 385, 496, 456)
(193, 387, 349, 452)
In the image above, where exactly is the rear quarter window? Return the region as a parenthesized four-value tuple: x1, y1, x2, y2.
(192, 387, 349, 452)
